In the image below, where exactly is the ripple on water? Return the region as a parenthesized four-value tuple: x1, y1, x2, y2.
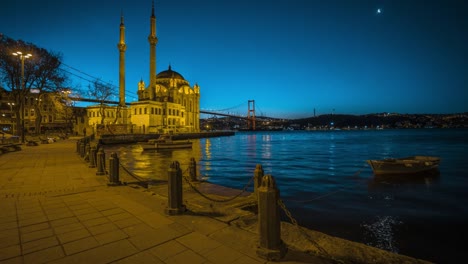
(361, 215, 402, 253)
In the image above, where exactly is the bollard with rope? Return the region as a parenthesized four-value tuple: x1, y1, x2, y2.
(254, 164, 264, 198)
(80, 141, 85, 158)
(76, 140, 80, 154)
(89, 146, 96, 168)
(84, 143, 90, 162)
(165, 161, 186, 215)
(256, 174, 287, 260)
(95, 148, 106, 176)
(108, 152, 121, 186)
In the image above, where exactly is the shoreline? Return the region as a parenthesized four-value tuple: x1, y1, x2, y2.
(0, 138, 433, 263)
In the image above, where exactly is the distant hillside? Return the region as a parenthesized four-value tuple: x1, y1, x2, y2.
(292, 113, 468, 129)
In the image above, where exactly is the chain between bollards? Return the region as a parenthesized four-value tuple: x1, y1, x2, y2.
(165, 161, 186, 215)
(256, 174, 287, 261)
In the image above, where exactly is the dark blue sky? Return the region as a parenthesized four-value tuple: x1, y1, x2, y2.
(1, 0, 467, 117)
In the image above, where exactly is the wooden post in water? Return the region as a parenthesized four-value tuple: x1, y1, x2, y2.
(165, 161, 186, 215)
(257, 174, 287, 260)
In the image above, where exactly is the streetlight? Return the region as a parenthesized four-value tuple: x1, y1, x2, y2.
(7, 102, 15, 111)
(12, 51, 32, 143)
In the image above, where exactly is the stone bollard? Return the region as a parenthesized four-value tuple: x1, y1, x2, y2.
(84, 143, 90, 162)
(89, 146, 97, 168)
(254, 164, 264, 197)
(80, 141, 85, 158)
(96, 148, 106, 176)
(108, 152, 121, 186)
(256, 174, 287, 261)
(165, 161, 186, 215)
(189, 157, 197, 182)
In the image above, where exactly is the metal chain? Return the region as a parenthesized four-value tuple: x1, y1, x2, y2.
(277, 198, 343, 262)
(182, 173, 255, 203)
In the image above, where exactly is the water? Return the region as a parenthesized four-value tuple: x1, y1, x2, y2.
(103, 129, 468, 263)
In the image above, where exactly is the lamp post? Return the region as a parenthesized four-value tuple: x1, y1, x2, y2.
(12, 51, 32, 143)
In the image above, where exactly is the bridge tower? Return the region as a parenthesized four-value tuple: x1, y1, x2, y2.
(247, 100, 256, 130)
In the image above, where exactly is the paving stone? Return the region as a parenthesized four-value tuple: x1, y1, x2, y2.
(122, 223, 155, 237)
(18, 216, 48, 228)
(43, 207, 73, 216)
(0, 228, 18, 240)
(56, 228, 91, 244)
(20, 228, 54, 243)
(22, 236, 60, 255)
(48, 239, 138, 264)
(0, 245, 21, 261)
(82, 216, 109, 228)
(136, 211, 174, 229)
(76, 211, 103, 221)
(100, 207, 126, 216)
(0, 256, 22, 264)
(63, 236, 100, 255)
(94, 228, 128, 245)
(165, 249, 207, 264)
(68, 203, 93, 212)
(113, 216, 143, 229)
(229, 255, 263, 264)
(106, 212, 133, 222)
(49, 217, 78, 228)
(148, 240, 188, 261)
(53, 222, 85, 234)
(128, 227, 181, 251)
(176, 232, 222, 255)
(0, 215, 17, 225)
(87, 222, 119, 236)
(202, 245, 244, 263)
(174, 215, 227, 235)
(116, 251, 164, 264)
(46, 212, 75, 221)
(20, 222, 50, 234)
(0, 221, 17, 232)
(22, 245, 64, 264)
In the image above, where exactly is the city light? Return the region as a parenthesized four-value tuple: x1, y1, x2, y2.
(12, 51, 32, 143)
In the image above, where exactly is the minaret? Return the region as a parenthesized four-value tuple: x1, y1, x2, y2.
(117, 12, 127, 107)
(148, 0, 158, 99)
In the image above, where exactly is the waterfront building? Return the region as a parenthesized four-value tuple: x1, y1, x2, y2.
(0, 87, 75, 135)
(86, 2, 200, 134)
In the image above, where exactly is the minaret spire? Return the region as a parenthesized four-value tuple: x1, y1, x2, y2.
(118, 11, 127, 107)
(148, 0, 158, 99)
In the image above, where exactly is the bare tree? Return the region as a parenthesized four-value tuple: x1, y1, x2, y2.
(87, 79, 120, 125)
(0, 35, 68, 135)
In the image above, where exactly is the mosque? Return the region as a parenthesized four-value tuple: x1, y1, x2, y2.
(86, 2, 200, 134)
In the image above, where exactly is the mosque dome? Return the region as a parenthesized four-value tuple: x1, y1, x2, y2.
(156, 65, 185, 80)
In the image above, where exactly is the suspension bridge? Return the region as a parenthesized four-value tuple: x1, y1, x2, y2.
(70, 96, 278, 130)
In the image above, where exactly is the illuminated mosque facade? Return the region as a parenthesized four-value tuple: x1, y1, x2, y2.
(86, 2, 200, 133)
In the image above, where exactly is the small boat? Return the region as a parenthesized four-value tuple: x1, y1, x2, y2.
(139, 134, 192, 150)
(367, 156, 440, 176)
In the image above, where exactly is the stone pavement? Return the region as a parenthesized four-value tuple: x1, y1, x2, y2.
(0, 139, 430, 264)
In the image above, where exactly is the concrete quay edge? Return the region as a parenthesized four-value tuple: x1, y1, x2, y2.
(0, 139, 432, 264)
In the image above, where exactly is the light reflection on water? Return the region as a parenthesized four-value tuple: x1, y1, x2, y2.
(102, 129, 468, 263)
